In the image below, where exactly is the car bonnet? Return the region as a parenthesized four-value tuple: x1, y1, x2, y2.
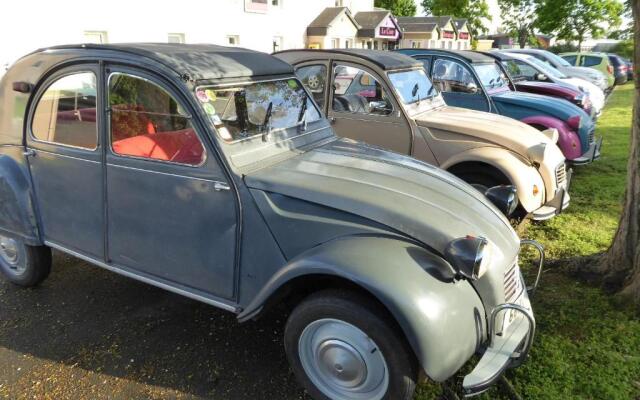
(245, 138, 520, 261)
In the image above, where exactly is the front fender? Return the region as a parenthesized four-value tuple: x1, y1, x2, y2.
(0, 148, 41, 245)
(441, 147, 545, 212)
(239, 235, 486, 382)
(521, 116, 582, 160)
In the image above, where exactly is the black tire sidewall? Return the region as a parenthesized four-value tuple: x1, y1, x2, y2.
(284, 291, 417, 400)
(0, 239, 50, 287)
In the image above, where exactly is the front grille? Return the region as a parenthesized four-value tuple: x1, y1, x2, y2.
(555, 163, 567, 186)
(504, 262, 523, 302)
(588, 127, 595, 145)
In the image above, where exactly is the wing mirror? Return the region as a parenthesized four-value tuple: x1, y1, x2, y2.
(466, 82, 479, 94)
(369, 100, 391, 114)
(535, 73, 548, 81)
(485, 185, 519, 217)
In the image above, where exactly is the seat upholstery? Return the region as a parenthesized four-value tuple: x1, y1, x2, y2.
(112, 128, 204, 165)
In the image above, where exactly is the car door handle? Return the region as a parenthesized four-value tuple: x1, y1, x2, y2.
(23, 148, 36, 157)
(213, 182, 231, 191)
(328, 117, 336, 124)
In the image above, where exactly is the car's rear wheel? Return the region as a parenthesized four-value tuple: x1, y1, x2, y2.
(284, 290, 418, 400)
(0, 234, 51, 287)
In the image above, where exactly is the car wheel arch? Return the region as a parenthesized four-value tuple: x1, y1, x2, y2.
(237, 234, 485, 382)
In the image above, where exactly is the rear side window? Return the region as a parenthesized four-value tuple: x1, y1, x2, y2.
(31, 72, 98, 149)
(562, 55, 577, 65)
(296, 65, 327, 110)
(432, 58, 479, 94)
(108, 73, 205, 166)
(581, 56, 602, 67)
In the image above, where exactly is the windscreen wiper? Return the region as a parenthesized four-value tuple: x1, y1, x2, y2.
(297, 98, 308, 132)
(261, 101, 273, 142)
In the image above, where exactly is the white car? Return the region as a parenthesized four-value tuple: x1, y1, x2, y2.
(505, 52, 605, 118)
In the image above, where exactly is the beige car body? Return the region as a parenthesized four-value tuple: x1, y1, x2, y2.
(275, 49, 570, 220)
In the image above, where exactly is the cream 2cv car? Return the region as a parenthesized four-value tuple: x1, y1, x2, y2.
(276, 49, 571, 220)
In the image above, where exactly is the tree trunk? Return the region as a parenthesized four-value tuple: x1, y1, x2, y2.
(518, 28, 528, 49)
(597, 0, 640, 308)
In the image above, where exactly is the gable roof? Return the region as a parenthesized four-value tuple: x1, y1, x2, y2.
(397, 22, 438, 33)
(354, 10, 400, 38)
(453, 18, 468, 31)
(397, 16, 453, 30)
(307, 7, 360, 36)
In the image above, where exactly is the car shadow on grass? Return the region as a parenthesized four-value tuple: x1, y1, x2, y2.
(0, 251, 310, 400)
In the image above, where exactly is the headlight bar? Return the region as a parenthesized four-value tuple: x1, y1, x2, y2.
(520, 239, 545, 297)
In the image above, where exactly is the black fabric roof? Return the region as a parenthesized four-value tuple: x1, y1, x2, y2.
(37, 43, 294, 81)
(275, 49, 422, 71)
(307, 7, 360, 36)
(480, 51, 514, 61)
(425, 49, 495, 64)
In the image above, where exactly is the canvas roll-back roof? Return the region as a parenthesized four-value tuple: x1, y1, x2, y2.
(275, 49, 422, 71)
(34, 43, 295, 81)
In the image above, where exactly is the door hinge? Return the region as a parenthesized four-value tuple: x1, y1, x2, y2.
(23, 148, 36, 157)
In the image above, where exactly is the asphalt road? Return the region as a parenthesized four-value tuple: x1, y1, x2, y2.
(0, 251, 310, 400)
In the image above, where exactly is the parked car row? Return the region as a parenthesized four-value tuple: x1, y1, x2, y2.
(0, 43, 615, 400)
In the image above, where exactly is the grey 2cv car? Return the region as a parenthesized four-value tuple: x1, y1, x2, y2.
(0, 44, 539, 399)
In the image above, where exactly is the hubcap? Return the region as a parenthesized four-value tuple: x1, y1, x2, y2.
(298, 319, 389, 400)
(0, 235, 24, 274)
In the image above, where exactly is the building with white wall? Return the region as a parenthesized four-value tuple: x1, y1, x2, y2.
(0, 0, 378, 71)
(396, 16, 471, 50)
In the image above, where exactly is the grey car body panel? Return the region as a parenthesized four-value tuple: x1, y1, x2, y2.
(239, 234, 486, 382)
(0, 44, 527, 386)
(0, 146, 41, 245)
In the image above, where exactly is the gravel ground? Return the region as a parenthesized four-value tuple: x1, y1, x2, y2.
(0, 251, 310, 400)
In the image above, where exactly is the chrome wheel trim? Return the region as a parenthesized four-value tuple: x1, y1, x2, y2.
(0, 235, 25, 275)
(298, 318, 389, 400)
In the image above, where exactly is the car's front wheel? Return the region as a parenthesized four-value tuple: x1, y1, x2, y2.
(284, 290, 418, 400)
(0, 234, 51, 287)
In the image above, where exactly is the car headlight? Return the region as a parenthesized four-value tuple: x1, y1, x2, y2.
(484, 185, 519, 217)
(444, 236, 492, 280)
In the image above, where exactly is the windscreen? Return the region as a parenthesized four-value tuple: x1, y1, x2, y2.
(526, 56, 567, 79)
(196, 78, 321, 143)
(473, 63, 510, 91)
(388, 69, 436, 104)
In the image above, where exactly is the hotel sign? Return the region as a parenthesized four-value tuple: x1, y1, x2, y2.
(442, 30, 455, 39)
(379, 27, 397, 37)
(459, 32, 470, 40)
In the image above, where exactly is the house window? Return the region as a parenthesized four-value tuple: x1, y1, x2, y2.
(344, 39, 352, 48)
(272, 0, 280, 5)
(273, 36, 283, 52)
(429, 40, 436, 48)
(373, 41, 379, 50)
(441, 41, 446, 49)
(168, 33, 185, 44)
(448, 41, 453, 49)
(335, 0, 344, 6)
(331, 38, 340, 48)
(457, 41, 461, 50)
(227, 35, 240, 46)
(84, 31, 108, 44)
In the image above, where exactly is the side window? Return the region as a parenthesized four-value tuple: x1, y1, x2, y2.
(31, 72, 98, 149)
(562, 55, 577, 65)
(514, 60, 538, 79)
(581, 56, 602, 67)
(109, 73, 205, 166)
(296, 65, 327, 109)
(332, 65, 392, 115)
(432, 59, 479, 94)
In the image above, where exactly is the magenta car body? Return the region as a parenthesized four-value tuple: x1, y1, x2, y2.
(514, 81, 592, 116)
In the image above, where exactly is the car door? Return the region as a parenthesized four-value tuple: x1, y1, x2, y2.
(105, 67, 237, 299)
(26, 65, 105, 259)
(326, 62, 412, 155)
(431, 57, 491, 112)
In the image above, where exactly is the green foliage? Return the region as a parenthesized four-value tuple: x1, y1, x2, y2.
(546, 42, 579, 54)
(374, 0, 416, 16)
(415, 85, 640, 399)
(420, 0, 491, 37)
(535, 0, 624, 47)
(611, 40, 634, 60)
(498, 0, 537, 48)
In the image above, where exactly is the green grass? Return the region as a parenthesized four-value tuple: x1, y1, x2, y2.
(417, 84, 640, 400)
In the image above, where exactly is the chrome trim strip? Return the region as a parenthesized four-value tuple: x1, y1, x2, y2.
(106, 162, 228, 184)
(45, 241, 239, 313)
(30, 148, 101, 164)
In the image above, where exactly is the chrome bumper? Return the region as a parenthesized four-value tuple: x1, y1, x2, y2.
(570, 136, 603, 165)
(462, 240, 543, 396)
(532, 168, 572, 221)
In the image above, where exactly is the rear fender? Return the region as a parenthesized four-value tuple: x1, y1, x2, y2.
(0, 148, 41, 245)
(521, 116, 582, 160)
(238, 235, 486, 382)
(441, 147, 545, 212)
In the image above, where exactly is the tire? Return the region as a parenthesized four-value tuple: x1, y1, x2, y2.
(284, 289, 418, 400)
(0, 234, 51, 287)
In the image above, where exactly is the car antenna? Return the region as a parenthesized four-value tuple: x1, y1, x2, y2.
(262, 101, 274, 142)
